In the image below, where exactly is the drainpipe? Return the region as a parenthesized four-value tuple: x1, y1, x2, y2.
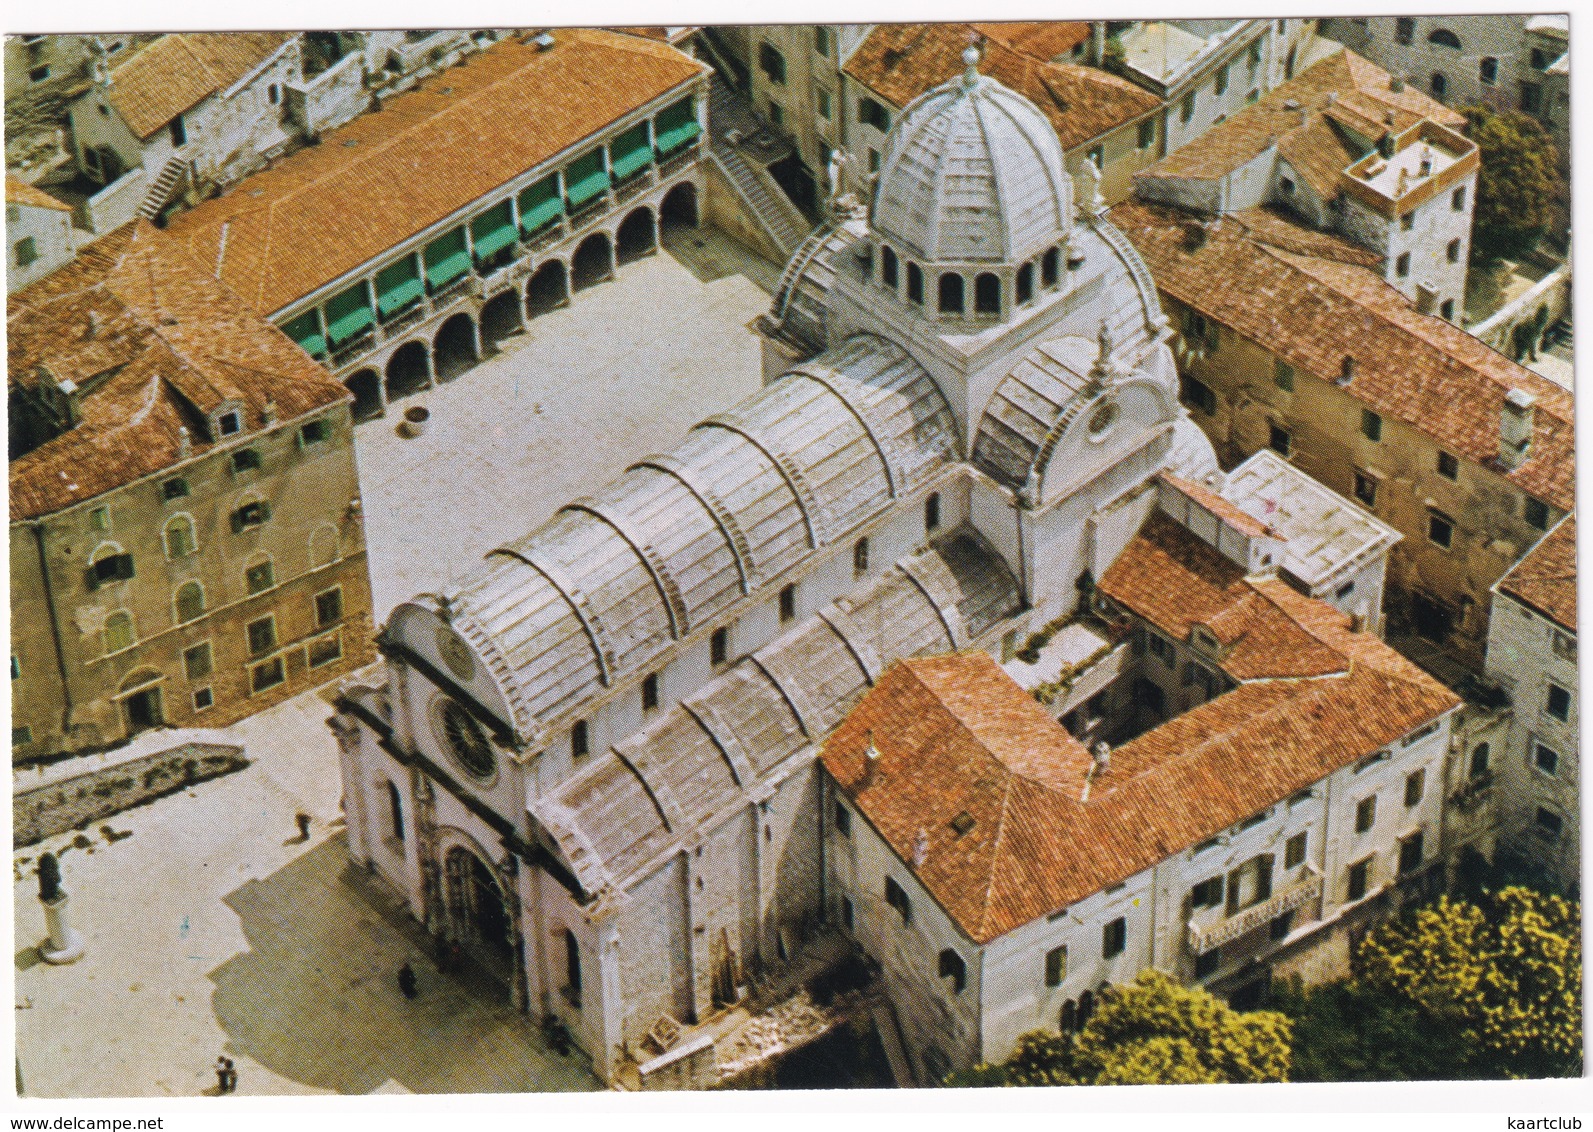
(29, 521, 75, 750)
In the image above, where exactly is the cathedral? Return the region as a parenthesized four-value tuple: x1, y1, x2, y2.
(331, 50, 1457, 1086)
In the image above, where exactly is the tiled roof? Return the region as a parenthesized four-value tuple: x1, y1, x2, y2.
(974, 22, 1091, 61)
(845, 23, 1160, 151)
(1109, 199, 1574, 510)
(824, 585, 1456, 942)
(7, 222, 347, 521)
(1159, 472, 1276, 540)
(1144, 49, 1463, 185)
(167, 30, 705, 315)
(6, 175, 72, 212)
(1497, 516, 1577, 632)
(106, 32, 294, 139)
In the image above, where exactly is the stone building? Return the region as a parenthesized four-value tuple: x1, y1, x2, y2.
(165, 30, 708, 423)
(1486, 515, 1578, 887)
(1132, 50, 1477, 318)
(6, 174, 80, 292)
(8, 221, 374, 762)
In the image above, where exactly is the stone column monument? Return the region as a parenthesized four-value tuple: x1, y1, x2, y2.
(37, 853, 85, 964)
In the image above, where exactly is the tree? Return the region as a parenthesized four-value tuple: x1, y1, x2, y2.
(1459, 105, 1563, 262)
(1271, 977, 1474, 1082)
(1356, 887, 1581, 1078)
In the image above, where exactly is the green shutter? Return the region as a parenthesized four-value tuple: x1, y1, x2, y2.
(324, 282, 374, 345)
(609, 122, 652, 180)
(423, 227, 470, 289)
(654, 96, 700, 154)
(281, 310, 327, 358)
(518, 175, 564, 234)
(374, 255, 424, 318)
(470, 201, 517, 261)
(565, 148, 610, 208)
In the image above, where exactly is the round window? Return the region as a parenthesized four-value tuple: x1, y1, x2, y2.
(1087, 401, 1119, 437)
(434, 698, 495, 782)
(436, 625, 475, 682)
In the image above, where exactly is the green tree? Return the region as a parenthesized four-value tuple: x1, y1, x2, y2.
(1356, 887, 1581, 1078)
(1271, 977, 1474, 1082)
(1459, 105, 1563, 262)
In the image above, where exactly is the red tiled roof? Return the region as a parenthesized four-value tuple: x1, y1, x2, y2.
(167, 31, 704, 315)
(845, 23, 1161, 151)
(6, 174, 72, 212)
(7, 222, 347, 521)
(106, 32, 293, 139)
(1159, 472, 1277, 539)
(1497, 516, 1577, 632)
(1109, 199, 1573, 510)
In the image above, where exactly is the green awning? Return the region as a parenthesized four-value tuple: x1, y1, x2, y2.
(281, 310, 326, 359)
(324, 282, 374, 345)
(375, 255, 424, 317)
(610, 122, 652, 180)
(519, 175, 563, 234)
(423, 228, 470, 289)
(470, 201, 517, 260)
(565, 148, 610, 208)
(655, 97, 700, 154)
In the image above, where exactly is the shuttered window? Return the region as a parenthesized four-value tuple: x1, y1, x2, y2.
(518, 175, 563, 234)
(654, 96, 701, 155)
(423, 227, 470, 289)
(565, 148, 610, 208)
(470, 201, 517, 262)
(281, 310, 327, 358)
(323, 281, 374, 345)
(609, 121, 652, 180)
(374, 254, 424, 318)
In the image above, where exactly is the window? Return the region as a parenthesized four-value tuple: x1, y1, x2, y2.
(1436, 451, 1459, 480)
(1016, 262, 1034, 305)
(1336, 580, 1355, 600)
(308, 634, 342, 668)
(1146, 631, 1175, 667)
(1440, 299, 1455, 321)
(1268, 424, 1291, 458)
(1520, 82, 1541, 115)
(853, 537, 869, 577)
(1041, 247, 1060, 287)
(1138, 118, 1155, 150)
(231, 448, 261, 473)
(245, 559, 275, 595)
(233, 501, 272, 532)
(817, 87, 832, 120)
(1226, 855, 1274, 913)
(571, 719, 589, 759)
(1400, 212, 1415, 233)
(89, 506, 111, 532)
(1429, 73, 1447, 100)
(1530, 48, 1548, 70)
(779, 583, 796, 623)
(164, 516, 196, 558)
(937, 272, 964, 314)
(1182, 376, 1216, 415)
(8, 655, 16, 681)
(268, 83, 280, 105)
(1247, 41, 1260, 72)
(300, 419, 330, 446)
(1346, 856, 1372, 901)
(1469, 742, 1490, 778)
(315, 587, 343, 628)
(938, 949, 966, 993)
(833, 800, 850, 837)
(1552, 629, 1577, 663)
(1427, 511, 1454, 550)
(27, 65, 48, 83)
(1190, 875, 1224, 909)
(1395, 252, 1410, 279)
(906, 262, 924, 305)
(1543, 682, 1571, 723)
(218, 411, 242, 436)
(642, 672, 660, 712)
(1355, 750, 1390, 775)
(1534, 742, 1560, 776)
(251, 657, 286, 693)
(14, 236, 38, 267)
(1355, 795, 1377, 833)
(974, 272, 1000, 315)
(192, 687, 214, 712)
(387, 781, 405, 842)
(1427, 28, 1461, 49)
(246, 616, 277, 657)
(868, 148, 880, 173)
(90, 550, 135, 587)
(1045, 945, 1067, 987)
(1535, 808, 1564, 840)
(12, 726, 32, 747)
(183, 642, 212, 681)
(1194, 948, 1221, 978)
(1270, 911, 1295, 941)
(840, 895, 854, 930)
(174, 581, 206, 624)
(813, 26, 831, 55)
(880, 244, 899, 289)
(858, 97, 890, 132)
(163, 477, 189, 501)
(1398, 831, 1425, 875)
(1405, 768, 1426, 807)
(1285, 832, 1307, 869)
(1353, 471, 1378, 507)
(1361, 409, 1382, 441)
(1395, 18, 1415, 45)
(1524, 498, 1550, 531)
(925, 492, 941, 534)
(1214, 63, 1229, 97)
(885, 876, 911, 925)
(758, 43, 786, 84)
(1102, 917, 1126, 958)
(1452, 186, 1466, 212)
(104, 610, 135, 654)
(1179, 92, 1195, 125)
(564, 930, 582, 1006)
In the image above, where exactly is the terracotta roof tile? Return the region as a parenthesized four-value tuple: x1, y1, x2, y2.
(1497, 516, 1577, 632)
(167, 31, 705, 315)
(1159, 472, 1276, 539)
(7, 222, 347, 520)
(1109, 199, 1573, 510)
(973, 22, 1091, 61)
(845, 23, 1160, 151)
(6, 174, 72, 212)
(107, 32, 293, 139)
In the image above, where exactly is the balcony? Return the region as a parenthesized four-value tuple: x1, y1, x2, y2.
(658, 143, 701, 181)
(1186, 868, 1322, 953)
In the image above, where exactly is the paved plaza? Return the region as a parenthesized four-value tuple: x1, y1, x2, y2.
(13, 227, 782, 1099)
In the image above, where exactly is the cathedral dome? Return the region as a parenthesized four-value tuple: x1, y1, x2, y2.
(872, 47, 1072, 266)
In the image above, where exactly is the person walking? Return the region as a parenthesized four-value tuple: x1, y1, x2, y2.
(398, 962, 419, 1000)
(214, 1056, 228, 1093)
(294, 812, 312, 841)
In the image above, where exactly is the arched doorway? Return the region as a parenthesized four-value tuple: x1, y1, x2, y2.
(119, 669, 165, 737)
(432, 313, 478, 383)
(346, 369, 382, 421)
(479, 291, 523, 352)
(385, 341, 431, 401)
(444, 845, 514, 981)
(616, 207, 657, 264)
(571, 233, 613, 291)
(525, 260, 568, 318)
(661, 181, 698, 230)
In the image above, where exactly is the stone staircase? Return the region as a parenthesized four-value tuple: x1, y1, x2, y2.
(137, 154, 188, 221)
(707, 78, 810, 258)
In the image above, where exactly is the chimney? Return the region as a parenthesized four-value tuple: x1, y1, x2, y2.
(1389, 74, 1405, 92)
(263, 399, 278, 426)
(1091, 740, 1111, 774)
(912, 828, 930, 869)
(1088, 21, 1106, 67)
(1500, 388, 1537, 470)
(1338, 355, 1356, 385)
(1419, 145, 1434, 177)
(1396, 167, 1409, 196)
(1415, 283, 1438, 316)
(178, 425, 191, 460)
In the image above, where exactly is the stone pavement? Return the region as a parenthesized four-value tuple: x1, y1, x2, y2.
(354, 224, 777, 618)
(13, 689, 598, 1097)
